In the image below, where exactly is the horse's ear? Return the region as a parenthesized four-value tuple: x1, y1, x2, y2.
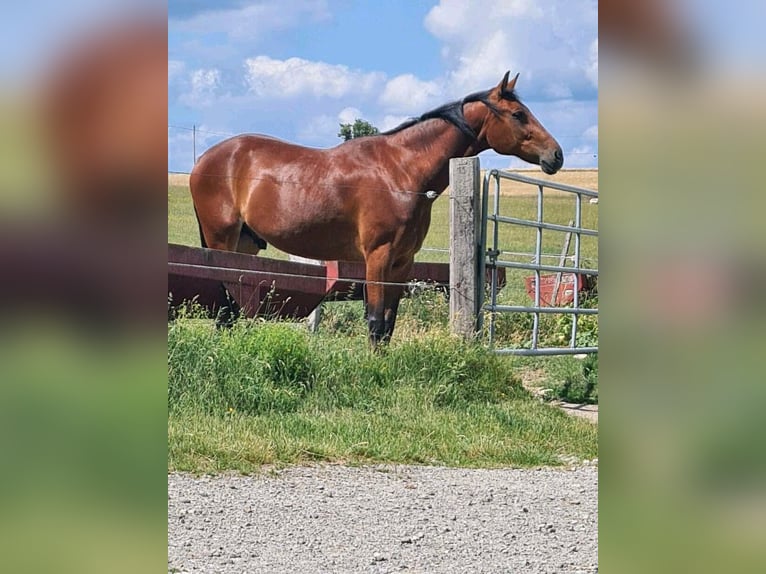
(507, 72, 519, 92)
(498, 71, 510, 92)
(498, 71, 519, 94)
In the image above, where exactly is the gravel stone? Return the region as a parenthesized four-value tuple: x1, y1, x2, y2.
(168, 464, 597, 573)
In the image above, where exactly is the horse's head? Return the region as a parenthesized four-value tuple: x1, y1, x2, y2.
(481, 71, 563, 174)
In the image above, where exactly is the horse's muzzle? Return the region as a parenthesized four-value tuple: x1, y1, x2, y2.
(541, 147, 564, 174)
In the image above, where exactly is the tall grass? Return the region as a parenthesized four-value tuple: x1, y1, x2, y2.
(168, 317, 597, 472)
(169, 320, 523, 417)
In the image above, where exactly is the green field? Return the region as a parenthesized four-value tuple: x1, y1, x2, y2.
(168, 177, 598, 472)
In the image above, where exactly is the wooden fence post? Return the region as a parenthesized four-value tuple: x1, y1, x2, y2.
(449, 156, 481, 339)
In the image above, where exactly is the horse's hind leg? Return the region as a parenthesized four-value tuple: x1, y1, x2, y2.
(199, 220, 266, 256)
(215, 284, 241, 328)
(200, 221, 243, 251)
(236, 223, 267, 255)
(190, 168, 246, 252)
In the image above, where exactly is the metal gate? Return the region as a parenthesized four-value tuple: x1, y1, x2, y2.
(477, 170, 598, 356)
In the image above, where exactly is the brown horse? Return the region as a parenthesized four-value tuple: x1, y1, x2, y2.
(190, 71, 563, 344)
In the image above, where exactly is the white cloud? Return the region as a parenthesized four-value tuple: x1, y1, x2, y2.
(170, 1, 330, 44)
(425, 0, 597, 100)
(583, 124, 598, 140)
(244, 56, 384, 98)
(192, 69, 220, 90)
(338, 107, 362, 124)
(492, 0, 544, 19)
(447, 30, 516, 97)
(379, 74, 443, 114)
(426, 0, 542, 43)
(296, 114, 341, 146)
(179, 68, 222, 107)
(300, 107, 384, 145)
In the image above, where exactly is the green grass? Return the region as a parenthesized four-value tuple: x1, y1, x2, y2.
(325, 288, 600, 406)
(167, 186, 198, 247)
(168, 318, 597, 473)
(168, 180, 598, 472)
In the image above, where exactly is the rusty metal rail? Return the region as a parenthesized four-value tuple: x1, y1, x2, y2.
(168, 243, 502, 321)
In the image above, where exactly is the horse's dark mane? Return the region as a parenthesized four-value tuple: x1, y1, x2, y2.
(382, 88, 518, 140)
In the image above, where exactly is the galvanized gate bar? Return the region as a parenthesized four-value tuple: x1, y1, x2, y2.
(490, 305, 598, 315)
(479, 169, 598, 356)
(487, 215, 599, 236)
(489, 171, 599, 197)
(493, 346, 598, 357)
(492, 260, 598, 275)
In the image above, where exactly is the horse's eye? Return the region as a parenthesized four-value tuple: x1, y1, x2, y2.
(511, 111, 525, 121)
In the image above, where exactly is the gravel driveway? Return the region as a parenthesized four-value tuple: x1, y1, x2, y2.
(169, 463, 597, 573)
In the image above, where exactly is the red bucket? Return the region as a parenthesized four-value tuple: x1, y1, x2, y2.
(525, 273, 589, 306)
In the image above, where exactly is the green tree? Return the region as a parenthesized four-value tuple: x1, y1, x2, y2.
(338, 118, 379, 141)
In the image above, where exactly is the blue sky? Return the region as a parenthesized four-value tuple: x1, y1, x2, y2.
(168, 0, 598, 173)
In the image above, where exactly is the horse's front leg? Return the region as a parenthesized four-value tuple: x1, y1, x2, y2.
(382, 289, 403, 342)
(364, 246, 392, 347)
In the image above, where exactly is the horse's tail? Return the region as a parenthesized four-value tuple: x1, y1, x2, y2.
(193, 203, 207, 248)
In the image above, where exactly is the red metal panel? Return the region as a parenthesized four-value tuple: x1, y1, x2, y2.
(168, 244, 327, 319)
(168, 244, 506, 319)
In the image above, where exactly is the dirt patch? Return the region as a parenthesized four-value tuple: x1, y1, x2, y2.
(518, 368, 549, 391)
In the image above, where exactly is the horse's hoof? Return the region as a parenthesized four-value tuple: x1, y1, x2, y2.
(368, 318, 388, 346)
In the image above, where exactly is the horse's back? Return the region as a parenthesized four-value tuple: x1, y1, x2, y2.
(189, 132, 412, 254)
(190, 134, 338, 248)
(198, 134, 326, 170)
(192, 135, 270, 197)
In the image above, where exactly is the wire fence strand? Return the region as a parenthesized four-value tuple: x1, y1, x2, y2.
(169, 261, 445, 289)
